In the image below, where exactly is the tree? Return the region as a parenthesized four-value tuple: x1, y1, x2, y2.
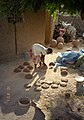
(0, 0, 84, 19)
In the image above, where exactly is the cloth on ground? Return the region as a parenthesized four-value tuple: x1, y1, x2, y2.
(53, 50, 84, 69)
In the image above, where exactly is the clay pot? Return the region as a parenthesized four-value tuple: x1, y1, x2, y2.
(72, 39, 80, 47)
(50, 39, 57, 47)
(61, 70, 68, 76)
(18, 97, 31, 108)
(25, 74, 33, 79)
(57, 42, 63, 49)
(57, 36, 64, 43)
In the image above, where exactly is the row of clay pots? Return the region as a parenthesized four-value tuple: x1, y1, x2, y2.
(50, 36, 64, 49)
(50, 37, 80, 48)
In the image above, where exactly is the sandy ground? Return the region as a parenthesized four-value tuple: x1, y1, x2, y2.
(0, 42, 84, 120)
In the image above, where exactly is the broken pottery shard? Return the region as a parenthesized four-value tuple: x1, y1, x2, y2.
(51, 84, 58, 89)
(61, 70, 68, 76)
(14, 68, 21, 73)
(25, 74, 33, 79)
(23, 68, 30, 72)
(23, 61, 30, 66)
(60, 82, 67, 87)
(61, 79, 68, 83)
(18, 65, 24, 69)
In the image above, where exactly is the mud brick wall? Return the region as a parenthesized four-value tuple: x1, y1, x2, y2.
(0, 10, 52, 62)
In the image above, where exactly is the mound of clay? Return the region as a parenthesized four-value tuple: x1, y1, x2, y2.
(49, 62, 55, 66)
(23, 68, 30, 72)
(34, 87, 42, 91)
(60, 82, 67, 87)
(41, 83, 49, 89)
(61, 79, 68, 83)
(57, 36, 64, 43)
(51, 84, 58, 89)
(57, 42, 63, 49)
(27, 65, 33, 70)
(18, 65, 24, 69)
(23, 61, 30, 66)
(25, 74, 33, 79)
(14, 68, 21, 73)
(24, 84, 31, 89)
(50, 39, 57, 47)
(61, 70, 68, 76)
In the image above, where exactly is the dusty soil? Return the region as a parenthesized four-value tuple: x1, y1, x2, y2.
(0, 42, 84, 120)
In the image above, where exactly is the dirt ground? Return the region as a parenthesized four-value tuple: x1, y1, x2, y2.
(0, 42, 84, 120)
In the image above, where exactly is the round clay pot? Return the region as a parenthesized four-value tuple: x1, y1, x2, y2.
(57, 42, 63, 49)
(50, 39, 57, 47)
(25, 74, 33, 79)
(57, 36, 64, 43)
(61, 70, 68, 76)
(72, 39, 80, 47)
(18, 97, 31, 108)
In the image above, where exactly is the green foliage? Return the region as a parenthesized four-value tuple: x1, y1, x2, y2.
(0, 0, 84, 19)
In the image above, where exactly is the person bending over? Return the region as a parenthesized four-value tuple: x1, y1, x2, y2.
(32, 43, 53, 69)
